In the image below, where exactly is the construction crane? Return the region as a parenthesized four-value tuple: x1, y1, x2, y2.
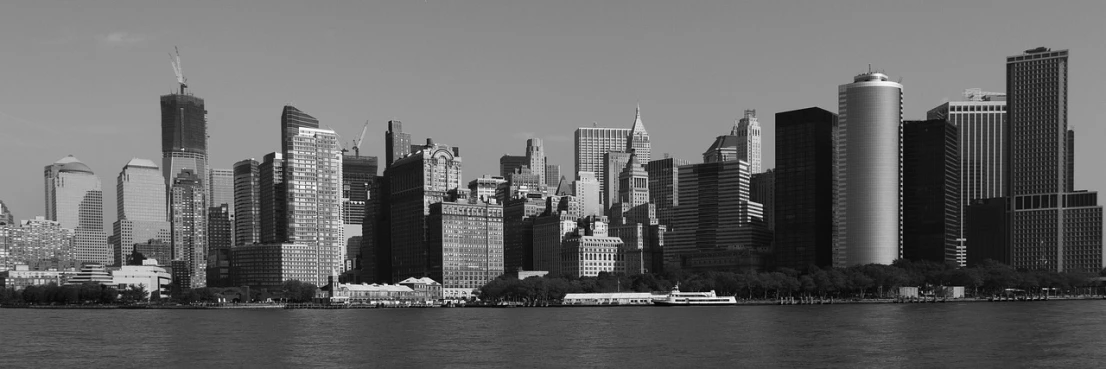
(352, 120, 369, 157)
(963, 88, 1005, 101)
(168, 46, 187, 94)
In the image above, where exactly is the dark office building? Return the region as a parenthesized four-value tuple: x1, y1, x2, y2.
(1006, 47, 1103, 272)
(385, 121, 412, 168)
(233, 159, 260, 247)
(206, 204, 232, 287)
(280, 105, 320, 155)
(258, 152, 286, 244)
(503, 195, 546, 272)
(645, 157, 690, 228)
(342, 154, 379, 226)
(966, 197, 1009, 266)
(500, 155, 528, 178)
(387, 139, 462, 283)
(773, 107, 836, 270)
(903, 119, 960, 264)
(160, 93, 208, 187)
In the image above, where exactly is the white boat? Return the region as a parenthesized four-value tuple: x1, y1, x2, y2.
(652, 284, 737, 306)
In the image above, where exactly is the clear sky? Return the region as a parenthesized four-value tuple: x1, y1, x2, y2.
(1, 0, 1105, 234)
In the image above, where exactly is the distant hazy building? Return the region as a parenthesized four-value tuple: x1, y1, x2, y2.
(533, 210, 578, 274)
(774, 107, 837, 270)
(208, 169, 233, 210)
(427, 200, 504, 299)
(602, 151, 632, 213)
(0, 217, 75, 271)
(573, 172, 601, 218)
(499, 155, 527, 178)
(385, 120, 412, 168)
(646, 156, 690, 227)
(286, 126, 344, 286)
(170, 169, 207, 289)
(258, 152, 285, 244)
(545, 164, 561, 189)
(0, 201, 13, 226)
(903, 120, 960, 264)
(1006, 47, 1103, 272)
(160, 92, 207, 190)
(733, 109, 763, 174)
(134, 239, 171, 266)
(835, 72, 904, 267)
(750, 169, 775, 232)
(927, 89, 1007, 263)
(575, 120, 631, 206)
(280, 105, 320, 156)
(388, 139, 463, 283)
(44, 155, 110, 265)
(111, 158, 171, 266)
(206, 204, 232, 287)
(503, 196, 545, 272)
(526, 138, 548, 186)
(342, 152, 378, 271)
(232, 159, 260, 247)
(468, 175, 506, 204)
(626, 105, 651, 163)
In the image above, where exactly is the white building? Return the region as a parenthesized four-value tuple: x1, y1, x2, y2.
(112, 263, 171, 299)
(733, 109, 762, 174)
(286, 127, 344, 286)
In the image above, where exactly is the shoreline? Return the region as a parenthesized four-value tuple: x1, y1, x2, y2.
(3, 296, 1104, 309)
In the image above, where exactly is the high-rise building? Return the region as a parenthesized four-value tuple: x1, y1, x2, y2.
(734, 109, 763, 174)
(503, 196, 545, 272)
(258, 152, 285, 244)
(230, 243, 318, 290)
(626, 104, 651, 163)
(388, 139, 463, 283)
(0, 216, 75, 271)
(602, 151, 632, 213)
(703, 131, 740, 163)
(170, 169, 207, 289)
(361, 175, 390, 283)
(526, 138, 547, 186)
(903, 119, 960, 264)
(0, 200, 13, 226)
(233, 159, 260, 247)
(927, 89, 1007, 262)
(1006, 47, 1103, 272)
(774, 107, 837, 270)
(44, 155, 110, 265)
(499, 155, 527, 178)
(573, 172, 601, 218)
(160, 92, 207, 190)
(499, 167, 545, 204)
(385, 120, 412, 168)
(280, 105, 320, 156)
(468, 175, 506, 204)
(646, 156, 690, 227)
(206, 204, 232, 287)
(532, 210, 578, 274)
(575, 123, 630, 205)
(427, 200, 504, 299)
(545, 164, 561, 189)
(750, 169, 775, 232)
(111, 158, 171, 266)
(835, 72, 904, 267)
(664, 160, 770, 269)
(342, 153, 378, 270)
(561, 217, 625, 277)
(208, 168, 234, 210)
(285, 126, 344, 286)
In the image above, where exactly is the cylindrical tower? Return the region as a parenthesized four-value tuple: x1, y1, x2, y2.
(836, 72, 903, 266)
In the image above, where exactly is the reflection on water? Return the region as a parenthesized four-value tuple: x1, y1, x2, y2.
(3, 301, 1106, 368)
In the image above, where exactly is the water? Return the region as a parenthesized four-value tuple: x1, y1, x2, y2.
(3, 301, 1106, 368)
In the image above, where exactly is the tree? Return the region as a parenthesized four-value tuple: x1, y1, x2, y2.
(282, 280, 318, 303)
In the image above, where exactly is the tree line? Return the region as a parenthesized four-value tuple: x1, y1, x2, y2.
(0, 279, 318, 306)
(477, 260, 1106, 303)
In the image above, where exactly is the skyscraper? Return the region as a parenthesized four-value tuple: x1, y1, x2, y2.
(427, 200, 504, 299)
(575, 123, 630, 204)
(626, 104, 651, 163)
(774, 107, 837, 270)
(733, 109, 763, 174)
(545, 164, 561, 189)
(206, 204, 232, 287)
(170, 169, 207, 289)
(286, 126, 345, 286)
(602, 151, 632, 213)
(902, 119, 960, 264)
(160, 93, 207, 190)
(927, 89, 1007, 261)
(0, 200, 13, 226)
(233, 159, 260, 247)
(750, 169, 775, 231)
(835, 72, 904, 267)
(526, 138, 547, 186)
(385, 120, 412, 168)
(258, 152, 285, 244)
(111, 158, 171, 266)
(280, 105, 320, 155)
(573, 172, 602, 218)
(44, 155, 110, 265)
(1006, 47, 1103, 272)
(646, 156, 690, 227)
(388, 139, 462, 283)
(208, 169, 234, 210)
(342, 152, 378, 269)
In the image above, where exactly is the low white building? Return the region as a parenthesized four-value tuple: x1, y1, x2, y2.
(562, 292, 665, 306)
(111, 263, 171, 299)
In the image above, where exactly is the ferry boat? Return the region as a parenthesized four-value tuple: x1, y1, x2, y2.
(652, 284, 737, 306)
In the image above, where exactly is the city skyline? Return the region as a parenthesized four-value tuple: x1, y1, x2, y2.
(3, 2, 1105, 234)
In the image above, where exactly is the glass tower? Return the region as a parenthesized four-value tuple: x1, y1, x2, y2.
(112, 158, 171, 266)
(44, 155, 110, 265)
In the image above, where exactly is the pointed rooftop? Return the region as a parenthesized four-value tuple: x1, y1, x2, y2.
(555, 175, 573, 196)
(125, 158, 160, 169)
(53, 155, 93, 174)
(630, 103, 647, 134)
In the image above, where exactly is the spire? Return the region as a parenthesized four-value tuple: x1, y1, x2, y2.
(630, 103, 647, 134)
(730, 119, 740, 136)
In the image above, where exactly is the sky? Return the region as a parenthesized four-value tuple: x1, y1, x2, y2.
(1, 0, 1105, 234)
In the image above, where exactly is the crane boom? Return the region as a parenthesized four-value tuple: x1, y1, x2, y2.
(354, 120, 369, 151)
(169, 46, 187, 94)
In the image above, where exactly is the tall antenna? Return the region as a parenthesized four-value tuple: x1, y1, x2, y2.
(169, 46, 187, 94)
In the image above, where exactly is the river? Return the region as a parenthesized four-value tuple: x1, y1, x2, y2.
(2, 301, 1105, 368)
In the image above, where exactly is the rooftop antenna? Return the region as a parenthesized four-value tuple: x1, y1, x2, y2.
(169, 46, 187, 94)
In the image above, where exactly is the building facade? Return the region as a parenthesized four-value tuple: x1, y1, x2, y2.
(285, 127, 344, 286)
(646, 157, 690, 227)
(230, 243, 318, 290)
(1006, 47, 1103, 272)
(206, 204, 232, 287)
(774, 107, 837, 270)
(733, 109, 763, 174)
(44, 155, 110, 265)
(170, 169, 207, 289)
(388, 139, 463, 282)
(427, 200, 504, 298)
(750, 169, 775, 232)
(160, 93, 207, 191)
(233, 159, 260, 247)
(575, 125, 630, 207)
(0, 217, 75, 271)
(835, 72, 904, 267)
(902, 120, 961, 264)
(258, 152, 285, 244)
(111, 158, 171, 267)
